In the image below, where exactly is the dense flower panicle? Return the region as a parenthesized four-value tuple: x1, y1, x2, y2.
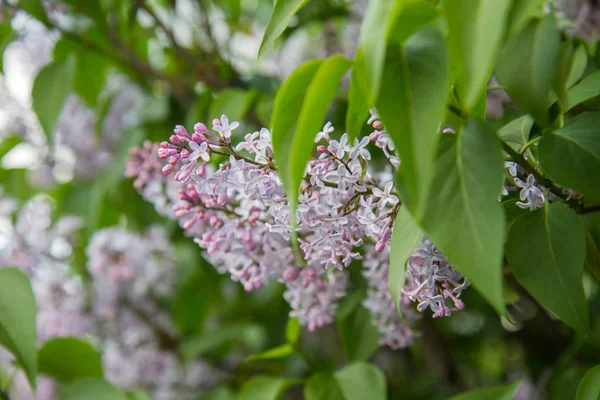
(403, 238, 469, 318)
(363, 244, 417, 349)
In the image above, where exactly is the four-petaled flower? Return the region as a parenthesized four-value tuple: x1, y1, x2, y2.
(189, 141, 210, 162)
(372, 182, 399, 210)
(213, 114, 240, 139)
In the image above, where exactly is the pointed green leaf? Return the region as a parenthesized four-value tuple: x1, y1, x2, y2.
(506, 0, 548, 37)
(346, 49, 370, 141)
(271, 55, 351, 242)
(237, 377, 291, 400)
(377, 25, 449, 215)
(538, 112, 600, 200)
(506, 202, 590, 335)
(443, 0, 511, 111)
(334, 362, 387, 400)
(61, 378, 127, 400)
(449, 380, 522, 400)
(285, 317, 301, 345)
(32, 56, 76, 139)
(584, 230, 600, 282)
(0, 267, 37, 389)
(258, 0, 310, 56)
(567, 44, 588, 89)
(496, 16, 561, 127)
(244, 344, 294, 363)
(576, 365, 600, 400)
(387, 1, 439, 46)
(389, 207, 424, 316)
(420, 119, 507, 316)
(497, 115, 534, 152)
(38, 337, 103, 383)
(567, 70, 600, 110)
(305, 372, 345, 400)
(553, 40, 574, 112)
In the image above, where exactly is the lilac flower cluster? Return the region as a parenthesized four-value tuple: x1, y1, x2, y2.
(126, 113, 465, 345)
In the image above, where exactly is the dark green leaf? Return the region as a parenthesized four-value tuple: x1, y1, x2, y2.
(449, 380, 521, 400)
(73, 50, 109, 107)
(32, 56, 76, 139)
(237, 377, 290, 400)
(585, 230, 600, 282)
(389, 207, 423, 316)
(497, 115, 534, 152)
(377, 26, 449, 215)
(304, 372, 344, 400)
(17, 0, 51, 26)
(576, 365, 600, 400)
(420, 118, 507, 317)
(258, 0, 310, 56)
(336, 303, 379, 363)
(334, 362, 387, 400)
(553, 40, 574, 112)
(443, 0, 511, 111)
(0, 267, 37, 389)
(538, 112, 600, 200)
(171, 272, 207, 336)
(506, 202, 589, 335)
(346, 49, 370, 141)
(244, 344, 294, 363)
(496, 16, 561, 126)
(61, 378, 127, 400)
(38, 337, 103, 383)
(567, 70, 600, 110)
(271, 55, 351, 243)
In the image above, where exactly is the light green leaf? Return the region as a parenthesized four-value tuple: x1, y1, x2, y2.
(584, 230, 600, 282)
(244, 344, 294, 363)
(61, 378, 127, 400)
(506, 0, 549, 37)
(304, 372, 344, 400)
(497, 115, 534, 152)
(449, 380, 522, 400)
(389, 207, 424, 317)
(127, 392, 152, 400)
(496, 16, 561, 127)
(377, 25, 449, 215)
(538, 112, 600, 200)
(199, 387, 235, 400)
(237, 377, 290, 400)
(38, 337, 103, 383)
(258, 0, 310, 56)
(506, 202, 590, 336)
(567, 44, 588, 89)
(32, 56, 76, 139)
(210, 88, 251, 123)
(336, 303, 379, 363)
(334, 362, 387, 400)
(443, 0, 511, 111)
(271, 55, 351, 243)
(359, 0, 437, 103)
(553, 40, 574, 112)
(576, 365, 600, 400)
(346, 49, 370, 141)
(420, 118, 507, 317)
(73, 51, 109, 107)
(0, 267, 37, 389)
(285, 317, 301, 345)
(567, 70, 600, 110)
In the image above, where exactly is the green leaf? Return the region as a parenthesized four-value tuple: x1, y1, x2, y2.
(553, 40, 574, 112)
(336, 303, 379, 363)
(237, 377, 290, 400)
(271, 55, 351, 243)
(32, 56, 76, 139)
(0, 24, 16, 74)
(567, 70, 600, 111)
(258, 0, 310, 56)
(449, 380, 522, 400)
(420, 118, 507, 317)
(199, 387, 235, 400)
(506, 202, 590, 335)
(17, 0, 51, 26)
(61, 378, 127, 400)
(304, 372, 345, 400)
(506, 0, 548, 37)
(244, 344, 294, 363)
(171, 271, 207, 336)
(0, 267, 37, 389)
(443, 0, 511, 111)
(127, 392, 152, 400)
(496, 16, 561, 127)
(584, 230, 600, 282)
(377, 25, 449, 215)
(497, 115, 534, 152)
(285, 317, 301, 345)
(210, 88, 251, 123)
(346, 49, 370, 141)
(567, 44, 588, 89)
(334, 362, 387, 400)
(180, 325, 241, 362)
(38, 337, 103, 383)
(538, 112, 600, 200)
(387, 1, 438, 46)
(389, 207, 424, 317)
(576, 365, 600, 400)
(73, 51, 109, 107)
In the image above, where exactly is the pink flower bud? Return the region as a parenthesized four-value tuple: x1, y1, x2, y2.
(162, 164, 173, 175)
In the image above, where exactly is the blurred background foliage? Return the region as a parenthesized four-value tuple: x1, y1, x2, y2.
(0, 0, 600, 399)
